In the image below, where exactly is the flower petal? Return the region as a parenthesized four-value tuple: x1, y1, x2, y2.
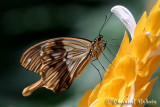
(149, 45, 160, 58)
(151, 36, 160, 50)
(132, 104, 144, 107)
(150, 0, 160, 14)
(135, 67, 155, 93)
(138, 55, 160, 77)
(129, 34, 151, 61)
(103, 66, 115, 85)
(134, 77, 158, 100)
(128, 84, 135, 101)
(135, 55, 160, 92)
(89, 99, 98, 107)
(88, 84, 101, 106)
(123, 84, 135, 107)
(103, 32, 129, 83)
(111, 5, 136, 39)
(144, 10, 160, 35)
(149, 55, 160, 75)
(116, 32, 130, 61)
(98, 77, 126, 100)
(94, 98, 117, 107)
(114, 55, 136, 87)
(124, 86, 132, 100)
(78, 89, 92, 107)
(134, 12, 147, 37)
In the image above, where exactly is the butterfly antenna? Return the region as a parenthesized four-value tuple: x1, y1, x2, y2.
(99, 13, 113, 36)
(106, 38, 121, 40)
(107, 42, 120, 47)
(91, 62, 102, 82)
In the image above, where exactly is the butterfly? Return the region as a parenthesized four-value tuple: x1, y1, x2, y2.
(20, 35, 107, 96)
(20, 15, 113, 97)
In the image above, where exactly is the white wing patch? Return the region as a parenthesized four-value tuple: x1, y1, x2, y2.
(27, 58, 31, 62)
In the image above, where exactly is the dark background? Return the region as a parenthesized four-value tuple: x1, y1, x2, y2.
(0, 0, 159, 107)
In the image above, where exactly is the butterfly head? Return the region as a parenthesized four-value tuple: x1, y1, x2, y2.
(96, 35, 107, 48)
(97, 35, 103, 42)
(92, 35, 103, 44)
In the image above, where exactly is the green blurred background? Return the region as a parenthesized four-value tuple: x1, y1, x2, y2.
(0, 0, 159, 107)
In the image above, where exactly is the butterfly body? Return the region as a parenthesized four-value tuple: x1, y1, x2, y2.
(21, 36, 105, 96)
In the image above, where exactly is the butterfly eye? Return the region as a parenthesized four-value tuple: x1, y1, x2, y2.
(98, 35, 103, 41)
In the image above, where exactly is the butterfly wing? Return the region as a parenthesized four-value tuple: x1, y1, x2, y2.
(20, 40, 47, 74)
(20, 37, 93, 96)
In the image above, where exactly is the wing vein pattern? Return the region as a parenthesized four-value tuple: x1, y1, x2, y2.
(20, 37, 93, 96)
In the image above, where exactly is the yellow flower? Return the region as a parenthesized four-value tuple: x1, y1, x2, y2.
(78, 0, 160, 107)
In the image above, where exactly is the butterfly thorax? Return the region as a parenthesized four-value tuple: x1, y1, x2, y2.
(91, 35, 104, 59)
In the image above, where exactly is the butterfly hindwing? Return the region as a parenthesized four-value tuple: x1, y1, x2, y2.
(20, 37, 93, 96)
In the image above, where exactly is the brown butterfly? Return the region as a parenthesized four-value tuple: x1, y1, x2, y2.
(20, 15, 113, 97)
(21, 36, 106, 96)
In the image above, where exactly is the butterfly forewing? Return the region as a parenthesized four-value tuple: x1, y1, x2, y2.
(20, 37, 93, 96)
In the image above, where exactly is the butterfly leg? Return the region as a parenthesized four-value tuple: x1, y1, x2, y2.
(91, 59, 97, 62)
(106, 46, 115, 57)
(97, 59, 106, 72)
(91, 62, 102, 82)
(103, 40, 115, 57)
(92, 59, 106, 72)
(100, 48, 115, 68)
